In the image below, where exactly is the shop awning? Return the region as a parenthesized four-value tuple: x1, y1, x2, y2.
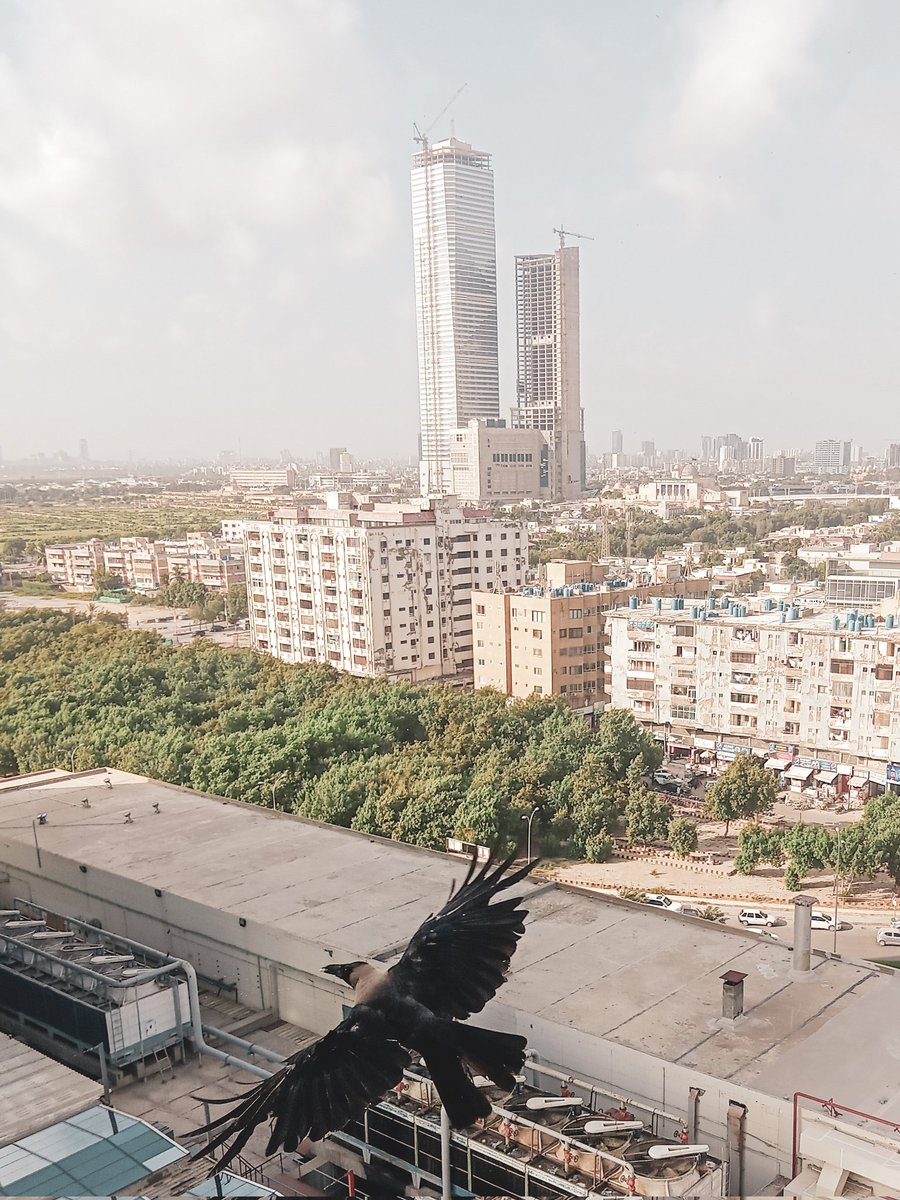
(816, 771, 839, 785)
(786, 766, 814, 782)
(765, 758, 787, 771)
(849, 776, 869, 788)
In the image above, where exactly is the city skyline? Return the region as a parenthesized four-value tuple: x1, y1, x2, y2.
(2, 1, 900, 461)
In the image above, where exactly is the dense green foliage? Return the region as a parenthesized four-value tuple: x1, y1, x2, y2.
(735, 795, 900, 891)
(531, 499, 891, 564)
(624, 786, 672, 845)
(0, 609, 660, 855)
(704, 754, 777, 833)
(667, 816, 699, 857)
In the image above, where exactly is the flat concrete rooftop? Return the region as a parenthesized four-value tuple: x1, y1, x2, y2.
(1, 769, 899, 1119)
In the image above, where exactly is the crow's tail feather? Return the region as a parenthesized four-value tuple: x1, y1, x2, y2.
(450, 1023, 526, 1093)
(419, 1023, 527, 1128)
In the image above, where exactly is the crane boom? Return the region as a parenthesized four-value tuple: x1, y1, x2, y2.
(553, 226, 595, 249)
(414, 82, 468, 148)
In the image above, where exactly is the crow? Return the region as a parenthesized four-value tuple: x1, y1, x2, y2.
(191, 849, 537, 1170)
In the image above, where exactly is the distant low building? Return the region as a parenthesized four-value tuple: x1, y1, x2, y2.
(449, 419, 548, 503)
(230, 466, 298, 493)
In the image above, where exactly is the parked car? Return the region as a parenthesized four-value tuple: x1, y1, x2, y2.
(810, 910, 839, 931)
(876, 927, 900, 947)
(738, 908, 776, 927)
(643, 893, 684, 913)
(653, 775, 690, 798)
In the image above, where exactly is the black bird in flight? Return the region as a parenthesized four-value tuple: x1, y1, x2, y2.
(192, 850, 537, 1170)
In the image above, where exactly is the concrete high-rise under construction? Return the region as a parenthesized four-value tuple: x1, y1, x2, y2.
(411, 132, 500, 494)
(513, 245, 585, 500)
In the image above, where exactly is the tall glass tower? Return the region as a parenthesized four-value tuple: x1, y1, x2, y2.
(411, 133, 499, 494)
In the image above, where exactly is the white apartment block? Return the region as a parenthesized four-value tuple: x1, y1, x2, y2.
(245, 498, 527, 682)
(229, 467, 298, 493)
(608, 600, 900, 778)
(412, 134, 500, 495)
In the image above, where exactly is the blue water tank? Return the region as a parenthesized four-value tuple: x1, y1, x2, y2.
(888, 614, 896, 629)
(780, 611, 787, 624)
(629, 595, 638, 610)
(691, 606, 698, 619)
(832, 615, 840, 631)
(654, 597, 662, 612)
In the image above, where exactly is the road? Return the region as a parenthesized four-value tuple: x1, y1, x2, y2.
(684, 897, 899, 964)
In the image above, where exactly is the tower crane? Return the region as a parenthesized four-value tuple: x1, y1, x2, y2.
(553, 227, 595, 249)
(413, 82, 468, 152)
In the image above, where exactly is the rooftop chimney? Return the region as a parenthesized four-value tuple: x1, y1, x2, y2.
(792, 894, 815, 974)
(720, 970, 747, 1020)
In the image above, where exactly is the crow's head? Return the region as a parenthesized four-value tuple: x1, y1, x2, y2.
(322, 960, 366, 985)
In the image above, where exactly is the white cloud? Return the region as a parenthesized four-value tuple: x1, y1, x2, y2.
(0, 0, 394, 260)
(648, 0, 831, 213)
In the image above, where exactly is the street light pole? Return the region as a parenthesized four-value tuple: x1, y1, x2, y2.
(833, 823, 842, 955)
(521, 805, 540, 861)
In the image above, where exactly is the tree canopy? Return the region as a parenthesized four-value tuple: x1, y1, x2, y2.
(0, 609, 658, 857)
(704, 754, 777, 834)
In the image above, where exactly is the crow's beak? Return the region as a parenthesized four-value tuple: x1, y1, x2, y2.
(321, 963, 341, 977)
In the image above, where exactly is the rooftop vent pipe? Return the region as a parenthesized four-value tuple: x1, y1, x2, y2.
(720, 970, 746, 1020)
(792, 895, 815, 974)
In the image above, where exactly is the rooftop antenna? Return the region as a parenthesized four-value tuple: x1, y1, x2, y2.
(553, 226, 595, 250)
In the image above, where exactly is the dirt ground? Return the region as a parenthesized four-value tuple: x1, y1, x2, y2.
(547, 801, 899, 910)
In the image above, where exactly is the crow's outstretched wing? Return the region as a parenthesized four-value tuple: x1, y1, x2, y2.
(189, 1008, 410, 1171)
(389, 850, 538, 1020)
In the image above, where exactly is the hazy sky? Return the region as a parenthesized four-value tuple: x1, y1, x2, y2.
(2, 0, 899, 462)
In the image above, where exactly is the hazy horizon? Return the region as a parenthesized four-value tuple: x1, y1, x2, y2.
(3, 0, 899, 461)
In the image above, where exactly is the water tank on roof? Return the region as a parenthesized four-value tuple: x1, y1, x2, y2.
(629, 595, 638, 610)
(780, 611, 786, 623)
(691, 606, 698, 619)
(832, 615, 841, 631)
(654, 598, 662, 612)
(887, 614, 895, 629)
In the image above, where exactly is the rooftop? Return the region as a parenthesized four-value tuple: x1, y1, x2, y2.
(2, 769, 899, 1119)
(0, 1031, 102, 1143)
(612, 600, 900, 639)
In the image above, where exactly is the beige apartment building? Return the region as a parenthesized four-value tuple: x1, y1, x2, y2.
(245, 497, 527, 682)
(45, 531, 245, 595)
(44, 540, 106, 592)
(473, 561, 710, 714)
(608, 600, 900, 779)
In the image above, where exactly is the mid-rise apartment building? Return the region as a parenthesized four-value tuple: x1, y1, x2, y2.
(473, 563, 709, 714)
(44, 540, 105, 591)
(45, 530, 244, 594)
(245, 497, 526, 682)
(608, 600, 900, 777)
(825, 553, 900, 609)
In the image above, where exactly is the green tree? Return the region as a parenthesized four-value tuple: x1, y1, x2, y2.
(595, 708, 663, 779)
(585, 832, 614, 863)
(625, 787, 672, 845)
(667, 817, 698, 857)
(734, 822, 785, 874)
(226, 584, 249, 621)
(705, 755, 776, 835)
